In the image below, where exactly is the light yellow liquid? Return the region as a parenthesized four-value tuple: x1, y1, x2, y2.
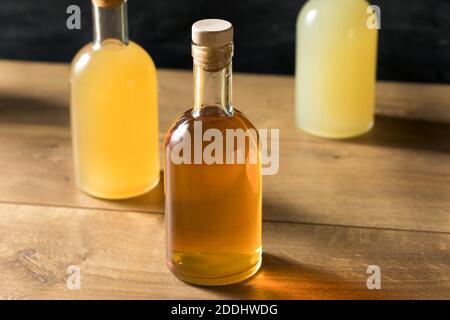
(296, 0, 378, 138)
(70, 40, 160, 199)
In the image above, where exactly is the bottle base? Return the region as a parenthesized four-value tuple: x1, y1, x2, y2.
(77, 174, 160, 200)
(298, 121, 374, 139)
(168, 254, 262, 286)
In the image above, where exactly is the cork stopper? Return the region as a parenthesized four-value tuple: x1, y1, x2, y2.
(92, 0, 125, 8)
(192, 19, 234, 71)
(192, 19, 233, 47)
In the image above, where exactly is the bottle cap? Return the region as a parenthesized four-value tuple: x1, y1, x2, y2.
(92, 0, 125, 8)
(192, 19, 233, 47)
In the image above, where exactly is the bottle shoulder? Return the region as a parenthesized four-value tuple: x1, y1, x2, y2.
(70, 43, 93, 67)
(128, 41, 156, 67)
(300, 0, 370, 10)
(165, 107, 258, 146)
(298, 0, 371, 27)
(70, 41, 156, 79)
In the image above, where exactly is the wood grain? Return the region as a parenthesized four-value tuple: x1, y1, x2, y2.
(0, 60, 449, 232)
(0, 203, 448, 300)
(0, 60, 449, 300)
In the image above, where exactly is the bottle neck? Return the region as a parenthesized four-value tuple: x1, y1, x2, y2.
(92, 2, 129, 48)
(193, 62, 233, 117)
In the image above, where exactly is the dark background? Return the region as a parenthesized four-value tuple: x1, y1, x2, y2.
(0, 0, 448, 83)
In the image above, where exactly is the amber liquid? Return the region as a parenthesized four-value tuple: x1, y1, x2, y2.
(165, 106, 262, 285)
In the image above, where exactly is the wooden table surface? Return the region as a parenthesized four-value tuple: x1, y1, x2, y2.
(0, 60, 448, 299)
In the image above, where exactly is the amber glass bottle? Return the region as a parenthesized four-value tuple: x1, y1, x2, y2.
(164, 20, 262, 285)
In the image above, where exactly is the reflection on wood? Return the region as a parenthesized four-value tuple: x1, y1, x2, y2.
(0, 203, 448, 299)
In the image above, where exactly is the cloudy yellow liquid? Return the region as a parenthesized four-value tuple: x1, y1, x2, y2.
(296, 0, 378, 138)
(70, 40, 160, 199)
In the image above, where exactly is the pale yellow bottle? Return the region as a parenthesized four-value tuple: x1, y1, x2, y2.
(70, 0, 160, 199)
(296, 0, 378, 138)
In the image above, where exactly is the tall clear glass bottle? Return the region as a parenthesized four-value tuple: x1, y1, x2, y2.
(164, 19, 262, 286)
(70, 0, 160, 199)
(296, 0, 378, 138)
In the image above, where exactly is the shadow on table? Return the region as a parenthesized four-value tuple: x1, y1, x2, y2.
(262, 197, 317, 225)
(344, 115, 450, 152)
(0, 93, 69, 126)
(197, 253, 386, 300)
(2, 93, 449, 153)
(79, 170, 166, 213)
